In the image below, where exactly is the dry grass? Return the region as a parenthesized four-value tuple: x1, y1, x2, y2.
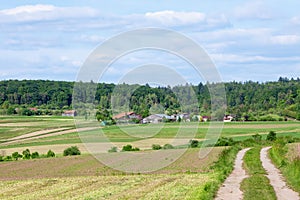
(0, 148, 222, 180)
(287, 143, 300, 161)
(0, 173, 212, 200)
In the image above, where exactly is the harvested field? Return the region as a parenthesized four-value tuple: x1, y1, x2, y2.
(0, 173, 212, 200)
(0, 148, 222, 180)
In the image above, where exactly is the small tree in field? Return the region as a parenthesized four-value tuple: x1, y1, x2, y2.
(267, 131, 277, 141)
(31, 152, 39, 159)
(189, 140, 199, 148)
(47, 150, 55, 157)
(22, 149, 31, 159)
(12, 152, 22, 160)
(63, 146, 81, 156)
(152, 144, 162, 150)
(122, 144, 140, 151)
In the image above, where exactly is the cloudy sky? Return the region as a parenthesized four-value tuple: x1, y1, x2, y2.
(1, 0, 300, 84)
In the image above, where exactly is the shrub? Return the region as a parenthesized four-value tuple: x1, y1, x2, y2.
(0, 156, 3, 162)
(152, 144, 162, 150)
(266, 131, 277, 141)
(4, 156, 12, 161)
(12, 152, 22, 160)
(22, 149, 31, 159)
(108, 146, 118, 153)
(215, 137, 235, 146)
(122, 144, 140, 151)
(163, 144, 174, 149)
(31, 152, 39, 159)
(189, 140, 199, 148)
(47, 150, 55, 157)
(252, 134, 262, 142)
(63, 146, 81, 156)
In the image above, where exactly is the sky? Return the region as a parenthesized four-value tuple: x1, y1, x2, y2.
(1, 0, 300, 84)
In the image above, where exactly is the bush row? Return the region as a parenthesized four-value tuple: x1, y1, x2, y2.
(0, 146, 81, 162)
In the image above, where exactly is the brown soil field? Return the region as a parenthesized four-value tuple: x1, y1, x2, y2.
(0, 147, 223, 180)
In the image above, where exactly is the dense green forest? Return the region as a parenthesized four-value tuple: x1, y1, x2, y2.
(0, 77, 299, 121)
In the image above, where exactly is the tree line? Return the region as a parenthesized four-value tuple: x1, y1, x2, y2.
(0, 77, 299, 120)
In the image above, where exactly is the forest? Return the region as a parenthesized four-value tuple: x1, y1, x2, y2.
(0, 77, 299, 121)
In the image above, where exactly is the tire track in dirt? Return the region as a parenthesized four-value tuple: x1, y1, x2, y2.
(0, 127, 98, 145)
(215, 148, 251, 200)
(260, 147, 299, 200)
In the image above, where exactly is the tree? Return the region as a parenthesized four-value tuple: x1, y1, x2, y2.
(31, 152, 39, 159)
(47, 150, 55, 157)
(122, 144, 140, 151)
(63, 146, 81, 156)
(189, 140, 199, 148)
(22, 149, 31, 159)
(266, 131, 277, 141)
(12, 152, 22, 160)
(152, 144, 162, 150)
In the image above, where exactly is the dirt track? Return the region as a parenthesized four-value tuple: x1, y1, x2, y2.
(261, 147, 299, 200)
(216, 147, 299, 200)
(215, 148, 250, 200)
(0, 127, 98, 145)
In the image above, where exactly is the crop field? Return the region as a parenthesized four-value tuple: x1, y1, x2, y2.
(0, 116, 299, 199)
(0, 116, 299, 152)
(0, 144, 223, 199)
(0, 147, 223, 180)
(0, 173, 214, 200)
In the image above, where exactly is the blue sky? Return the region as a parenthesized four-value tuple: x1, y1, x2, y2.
(0, 0, 300, 84)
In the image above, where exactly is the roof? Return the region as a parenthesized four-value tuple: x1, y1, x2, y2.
(113, 111, 135, 119)
(63, 110, 76, 114)
(144, 114, 174, 120)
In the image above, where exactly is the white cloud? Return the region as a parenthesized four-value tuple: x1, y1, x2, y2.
(143, 10, 230, 29)
(0, 4, 98, 23)
(291, 16, 300, 25)
(145, 10, 206, 26)
(270, 35, 300, 45)
(194, 28, 271, 44)
(211, 53, 300, 64)
(233, 1, 272, 20)
(78, 35, 105, 43)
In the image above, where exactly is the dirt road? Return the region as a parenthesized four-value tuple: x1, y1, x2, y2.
(215, 148, 250, 200)
(260, 147, 299, 200)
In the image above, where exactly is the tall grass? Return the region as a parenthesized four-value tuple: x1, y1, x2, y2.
(269, 139, 300, 193)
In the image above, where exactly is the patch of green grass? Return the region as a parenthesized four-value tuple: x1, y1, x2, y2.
(241, 175, 276, 200)
(269, 141, 300, 193)
(241, 147, 276, 200)
(243, 147, 266, 175)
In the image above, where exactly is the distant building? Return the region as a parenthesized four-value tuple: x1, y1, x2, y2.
(113, 111, 141, 123)
(29, 107, 37, 112)
(202, 116, 210, 122)
(224, 115, 234, 122)
(176, 113, 190, 122)
(143, 114, 175, 124)
(62, 110, 77, 117)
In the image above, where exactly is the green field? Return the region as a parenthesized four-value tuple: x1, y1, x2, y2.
(0, 117, 299, 151)
(0, 116, 299, 199)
